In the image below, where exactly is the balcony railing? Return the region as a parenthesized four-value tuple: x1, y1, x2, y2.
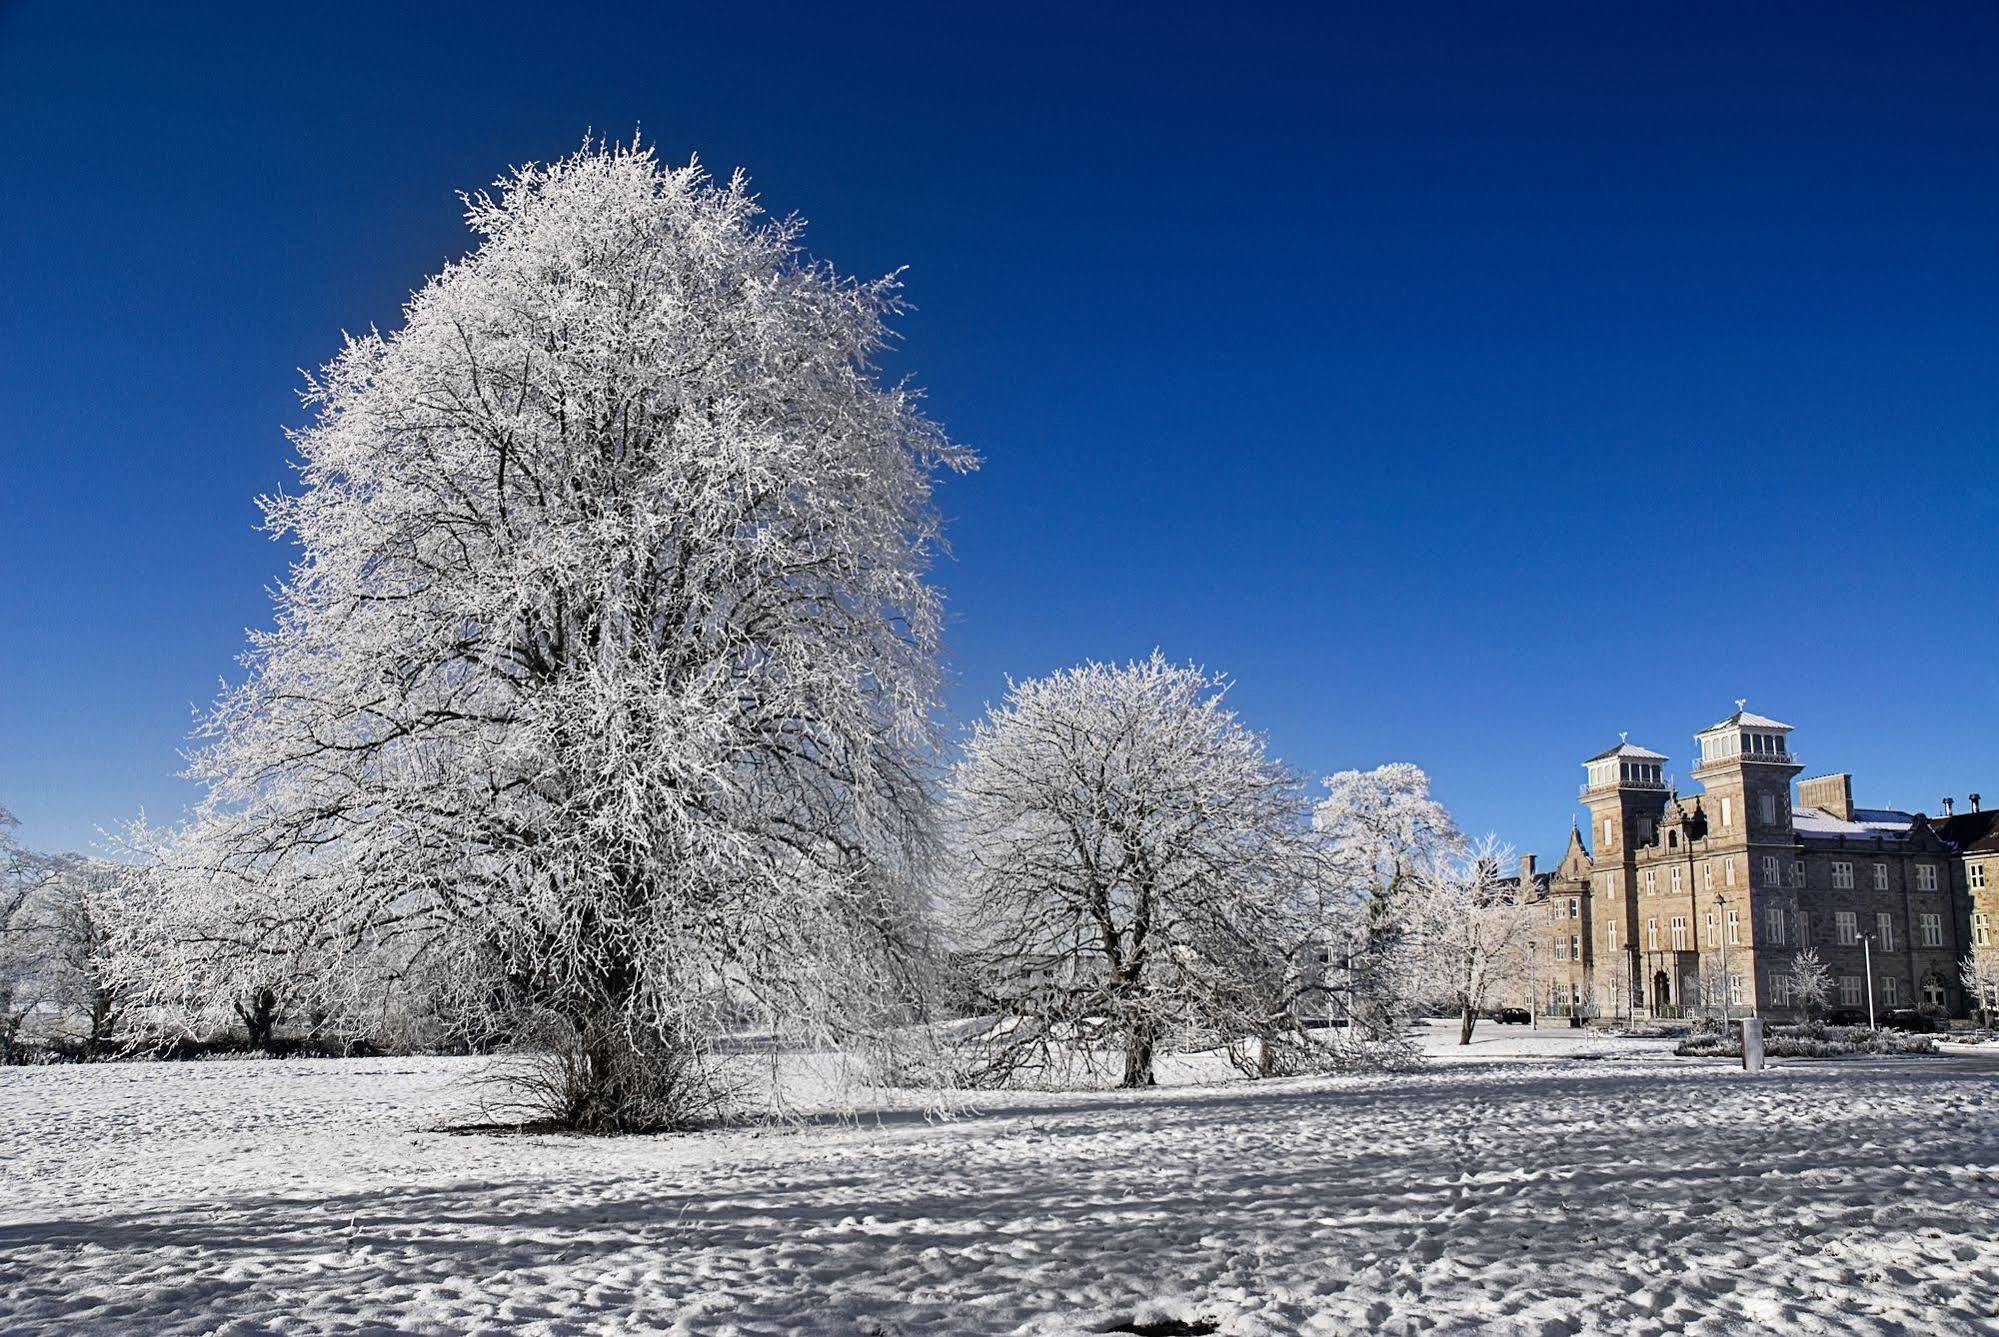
(1694, 749, 1798, 770)
(1579, 776, 1670, 797)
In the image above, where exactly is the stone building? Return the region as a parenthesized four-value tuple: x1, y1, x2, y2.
(1526, 708, 1992, 1022)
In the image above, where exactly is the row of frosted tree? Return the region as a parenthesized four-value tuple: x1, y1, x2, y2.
(1, 141, 1540, 1128)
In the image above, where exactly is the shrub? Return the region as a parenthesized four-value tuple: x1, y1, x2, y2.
(1675, 1022, 1938, 1059)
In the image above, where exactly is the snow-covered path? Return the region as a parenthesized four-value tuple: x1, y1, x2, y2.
(3, 1036, 1997, 1334)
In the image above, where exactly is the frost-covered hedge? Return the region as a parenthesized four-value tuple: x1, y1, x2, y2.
(1676, 1022, 1938, 1059)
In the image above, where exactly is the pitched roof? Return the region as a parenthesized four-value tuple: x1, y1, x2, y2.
(1931, 809, 1999, 854)
(1793, 805, 1917, 840)
(1584, 741, 1668, 763)
(1699, 709, 1793, 734)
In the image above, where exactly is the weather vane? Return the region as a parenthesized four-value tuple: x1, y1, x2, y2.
(1736, 698, 1748, 711)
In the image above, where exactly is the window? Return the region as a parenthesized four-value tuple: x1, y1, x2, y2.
(1919, 913, 1942, 948)
(1671, 866, 1683, 895)
(1760, 793, 1776, 825)
(1571, 934, 1582, 962)
(1645, 869, 1658, 896)
(1569, 898, 1580, 920)
(1671, 916, 1689, 950)
(1764, 907, 1786, 946)
(1839, 976, 1863, 1007)
(1924, 979, 1946, 1009)
(1916, 864, 1938, 892)
(1872, 863, 1888, 891)
(1606, 920, 1619, 953)
(1603, 817, 1614, 849)
(1772, 975, 1794, 1007)
(1832, 862, 1854, 890)
(1704, 912, 1717, 947)
(1836, 911, 1858, 946)
(1725, 857, 1737, 888)
(1702, 862, 1713, 893)
(1721, 796, 1733, 829)
(1798, 910, 1811, 945)
(1971, 863, 1989, 891)
(1648, 917, 1659, 950)
(1976, 913, 1991, 948)
(1881, 976, 1900, 1008)
(1791, 860, 1805, 888)
(1728, 908, 1742, 946)
(1876, 913, 1895, 953)
(1762, 855, 1779, 887)
(1729, 974, 1746, 1006)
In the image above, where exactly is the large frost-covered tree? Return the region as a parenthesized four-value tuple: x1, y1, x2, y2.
(149, 140, 973, 1129)
(944, 655, 1328, 1087)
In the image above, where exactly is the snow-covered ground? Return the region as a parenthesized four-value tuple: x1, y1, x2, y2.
(3, 1025, 1997, 1335)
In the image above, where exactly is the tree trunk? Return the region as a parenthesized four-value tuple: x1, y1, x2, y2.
(1459, 1002, 1476, 1045)
(1121, 1026, 1156, 1087)
(235, 987, 280, 1051)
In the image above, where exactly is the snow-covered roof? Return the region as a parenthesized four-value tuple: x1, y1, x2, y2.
(1584, 741, 1668, 763)
(1698, 709, 1792, 734)
(1792, 806, 1916, 840)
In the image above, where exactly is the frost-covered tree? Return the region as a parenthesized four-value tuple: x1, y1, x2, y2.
(945, 655, 1327, 1087)
(1694, 951, 1732, 1023)
(1312, 764, 1463, 1035)
(1959, 954, 1999, 1024)
(144, 140, 973, 1128)
(0, 807, 58, 1059)
(36, 859, 133, 1058)
(1403, 836, 1533, 1045)
(1787, 947, 1833, 1020)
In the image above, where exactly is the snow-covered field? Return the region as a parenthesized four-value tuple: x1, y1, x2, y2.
(3, 1024, 1997, 1335)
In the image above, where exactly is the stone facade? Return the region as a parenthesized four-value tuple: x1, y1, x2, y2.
(1528, 709, 1991, 1023)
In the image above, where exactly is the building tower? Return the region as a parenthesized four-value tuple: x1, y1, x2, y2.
(1687, 706, 1803, 1015)
(1578, 739, 1670, 1019)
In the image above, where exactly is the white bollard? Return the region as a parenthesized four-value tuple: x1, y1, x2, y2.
(1741, 1017, 1765, 1072)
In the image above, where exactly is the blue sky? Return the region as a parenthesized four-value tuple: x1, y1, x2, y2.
(2, 3, 1995, 857)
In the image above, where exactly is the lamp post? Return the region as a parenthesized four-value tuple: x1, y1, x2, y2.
(1715, 891, 1730, 1024)
(1528, 938, 1538, 1028)
(1861, 931, 1876, 1030)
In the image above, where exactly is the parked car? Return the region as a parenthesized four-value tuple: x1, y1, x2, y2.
(1491, 1007, 1531, 1025)
(1825, 1009, 1871, 1027)
(1880, 1009, 1939, 1033)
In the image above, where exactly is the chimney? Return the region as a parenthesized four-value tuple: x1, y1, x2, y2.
(1973, 793, 1983, 813)
(1520, 853, 1537, 892)
(1943, 797, 1955, 817)
(1798, 773, 1854, 821)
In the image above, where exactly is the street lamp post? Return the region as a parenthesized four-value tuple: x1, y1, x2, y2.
(1861, 932, 1876, 1030)
(1528, 938, 1538, 1028)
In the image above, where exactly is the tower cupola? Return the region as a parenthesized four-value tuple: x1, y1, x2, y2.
(1581, 736, 1668, 795)
(1693, 702, 1795, 774)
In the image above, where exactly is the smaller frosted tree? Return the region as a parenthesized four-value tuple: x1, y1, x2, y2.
(0, 807, 59, 1058)
(1403, 836, 1533, 1045)
(1960, 954, 1999, 1025)
(37, 859, 133, 1057)
(1313, 764, 1463, 1036)
(1787, 947, 1833, 1021)
(945, 654, 1325, 1087)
